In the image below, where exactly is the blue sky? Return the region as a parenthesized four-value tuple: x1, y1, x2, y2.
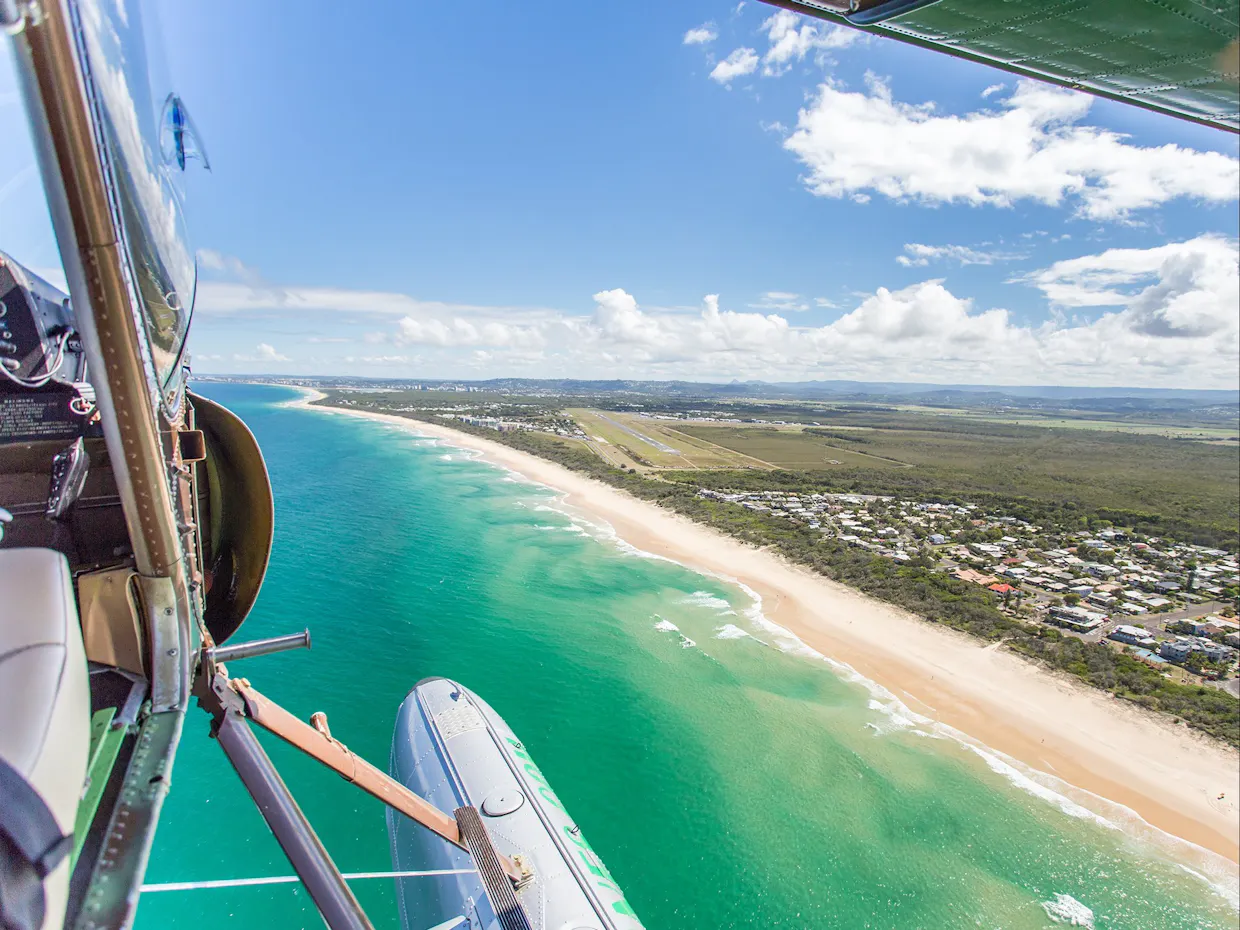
(2, 1, 1238, 387)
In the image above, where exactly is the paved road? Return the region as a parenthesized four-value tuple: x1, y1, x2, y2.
(596, 412, 680, 454)
(1150, 600, 1227, 625)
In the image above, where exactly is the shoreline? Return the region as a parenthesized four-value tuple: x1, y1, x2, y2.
(289, 388, 1240, 877)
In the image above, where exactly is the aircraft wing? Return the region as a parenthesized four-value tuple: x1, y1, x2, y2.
(762, 0, 1240, 132)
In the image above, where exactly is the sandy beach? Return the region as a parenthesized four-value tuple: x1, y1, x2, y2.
(294, 389, 1240, 872)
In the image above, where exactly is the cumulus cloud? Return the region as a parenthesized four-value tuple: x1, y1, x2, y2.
(194, 240, 1239, 387)
(683, 23, 718, 45)
(710, 47, 759, 84)
(1023, 236, 1239, 339)
(897, 243, 1024, 267)
(233, 343, 290, 363)
(831, 280, 1011, 345)
(784, 77, 1240, 219)
(592, 288, 669, 345)
(761, 9, 856, 76)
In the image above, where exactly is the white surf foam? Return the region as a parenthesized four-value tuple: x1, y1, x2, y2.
(532, 523, 587, 535)
(965, 744, 1114, 828)
(714, 624, 751, 640)
(681, 591, 736, 614)
(1041, 893, 1094, 927)
(731, 579, 1125, 827)
(652, 616, 695, 649)
(722, 576, 1240, 906)
(863, 699, 921, 735)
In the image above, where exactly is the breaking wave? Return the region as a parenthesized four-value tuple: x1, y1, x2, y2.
(681, 591, 736, 613)
(1041, 893, 1094, 927)
(652, 616, 695, 649)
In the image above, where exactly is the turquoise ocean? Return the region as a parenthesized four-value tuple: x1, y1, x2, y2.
(133, 383, 1238, 929)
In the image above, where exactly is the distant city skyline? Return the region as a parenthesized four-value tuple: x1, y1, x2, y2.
(2, 1, 1237, 388)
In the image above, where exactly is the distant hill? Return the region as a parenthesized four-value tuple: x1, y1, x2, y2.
(198, 374, 1239, 412)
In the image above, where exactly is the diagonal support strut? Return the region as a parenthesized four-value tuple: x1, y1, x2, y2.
(223, 676, 524, 884)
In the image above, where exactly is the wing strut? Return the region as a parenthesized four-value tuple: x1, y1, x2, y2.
(193, 641, 529, 930)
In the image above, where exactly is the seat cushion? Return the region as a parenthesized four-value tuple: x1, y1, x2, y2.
(0, 548, 90, 930)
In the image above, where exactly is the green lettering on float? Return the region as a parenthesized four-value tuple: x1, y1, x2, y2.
(538, 786, 568, 813)
(520, 763, 568, 813)
(505, 741, 643, 925)
(561, 826, 641, 925)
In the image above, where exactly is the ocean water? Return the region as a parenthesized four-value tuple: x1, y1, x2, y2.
(133, 384, 1238, 929)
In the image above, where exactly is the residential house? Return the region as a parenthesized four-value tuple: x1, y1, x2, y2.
(1109, 625, 1156, 647)
(1159, 639, 1195, 662)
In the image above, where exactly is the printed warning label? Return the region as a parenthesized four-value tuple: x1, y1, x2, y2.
(0, 394, 84, 442)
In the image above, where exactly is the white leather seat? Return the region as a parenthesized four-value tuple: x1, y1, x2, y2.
(0, 548, 90, 930)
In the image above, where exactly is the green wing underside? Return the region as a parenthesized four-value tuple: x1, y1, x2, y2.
(765, 0, 1240, 132)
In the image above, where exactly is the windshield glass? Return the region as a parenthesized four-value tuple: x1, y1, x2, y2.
(76, 0, 195, 394)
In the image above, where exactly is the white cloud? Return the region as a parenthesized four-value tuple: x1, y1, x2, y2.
(393, 314, 546, 350)
(196, 279, 558, 326)
(233, 343, 290, 363)
(761, 10, 856, 76)
(193, 242, 1239, 387)
(783, 77, 1240, 219)
(830, 280, 1011, 345)
(710, 47, 759, 85)
(343, 355, 409, 366)
(981, 83, 1006, 98)
(704, 10, 856, 85)
(750, 290, 809, 312)
(197, 248, 260, 283)
(897, 243, 1023, 267)
(1023, 236, 1239, 338)
(592, 287, 676, 346)
(683, 23, 718, 45)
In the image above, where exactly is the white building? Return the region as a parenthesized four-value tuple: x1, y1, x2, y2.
(1159, 639, 1195, 662)
(1109, 625, 1155, 647)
